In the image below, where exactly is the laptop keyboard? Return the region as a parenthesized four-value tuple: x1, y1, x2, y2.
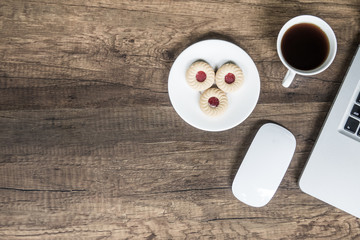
(344, 91, 360, 135)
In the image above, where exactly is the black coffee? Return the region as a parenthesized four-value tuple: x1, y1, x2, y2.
(281, 23, 329, 71)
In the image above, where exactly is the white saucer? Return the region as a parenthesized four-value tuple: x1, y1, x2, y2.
(168, 39, 260, 132)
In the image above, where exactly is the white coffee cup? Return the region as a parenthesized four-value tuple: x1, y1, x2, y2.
(277, 15, 337, 88)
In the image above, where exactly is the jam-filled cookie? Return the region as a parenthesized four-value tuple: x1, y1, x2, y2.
(199, 88, 228, 117)
(186, 61, 215, 91)
(215, 63, 244, 93)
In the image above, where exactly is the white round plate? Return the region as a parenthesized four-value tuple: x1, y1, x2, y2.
(168, 39, 260, 132)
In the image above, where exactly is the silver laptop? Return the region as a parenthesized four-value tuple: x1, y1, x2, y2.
(299, 45, 360, 218)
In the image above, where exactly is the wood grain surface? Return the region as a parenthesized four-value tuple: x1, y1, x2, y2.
(1, 0, 360, 239)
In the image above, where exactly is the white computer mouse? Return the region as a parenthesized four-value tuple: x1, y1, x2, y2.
(232, 123, 296, 207)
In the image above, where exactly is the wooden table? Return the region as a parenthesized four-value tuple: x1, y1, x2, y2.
(1, 0, 359, 239)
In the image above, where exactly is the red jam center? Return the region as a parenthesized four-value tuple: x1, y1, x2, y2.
(196, 71, 207, 82)
(225, 73, 235, 84)
(208, 97, 220, 107)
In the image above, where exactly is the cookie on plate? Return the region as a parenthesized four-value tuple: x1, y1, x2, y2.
(199, 88, 228, 117)
(186, 61, 215, 91)
(215, 63, 244, 93)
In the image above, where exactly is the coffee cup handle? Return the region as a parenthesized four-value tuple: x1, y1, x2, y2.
(282, 69, 296, 88)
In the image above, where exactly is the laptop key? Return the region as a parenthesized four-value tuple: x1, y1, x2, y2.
(344, 117, 359, 133)
(350, 104, 360, 118)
